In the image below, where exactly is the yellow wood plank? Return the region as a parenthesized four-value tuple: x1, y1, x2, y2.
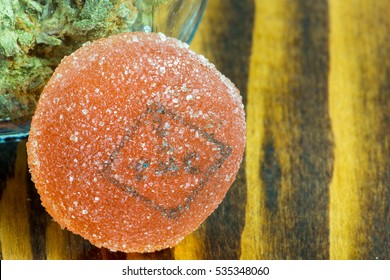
(241, 0, 301, 259)
(173, 224, 206, 260)
(0, 142, 33, 259)
(329, 0, 390, 260)
(45, 221, 72, 259)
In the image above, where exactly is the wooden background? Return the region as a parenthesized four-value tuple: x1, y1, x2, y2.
(1, 0, 389, 260)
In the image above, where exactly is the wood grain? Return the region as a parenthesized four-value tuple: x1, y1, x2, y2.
(0, 0, 389, 260)
(0, 143, 32, 259)
(243, 0, 332, 260)
(328, 0, 390, 260)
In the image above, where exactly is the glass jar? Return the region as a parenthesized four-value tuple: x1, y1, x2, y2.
(0, 0, 207, 143)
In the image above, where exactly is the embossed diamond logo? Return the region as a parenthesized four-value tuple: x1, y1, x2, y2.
(101, 103, 232, 219)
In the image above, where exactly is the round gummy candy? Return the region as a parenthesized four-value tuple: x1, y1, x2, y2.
(27, 32, 245, 253)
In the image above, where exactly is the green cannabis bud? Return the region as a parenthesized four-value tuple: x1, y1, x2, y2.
(0, 0, 149, 121)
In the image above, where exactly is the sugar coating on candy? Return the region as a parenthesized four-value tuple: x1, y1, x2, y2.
(27, 32, 246, 253)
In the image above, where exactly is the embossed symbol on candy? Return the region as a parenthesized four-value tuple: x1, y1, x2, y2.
(101, 103, 232, 219)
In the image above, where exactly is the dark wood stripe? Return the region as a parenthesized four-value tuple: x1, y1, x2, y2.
(202, 0, 254, 259)
(369, 76, 390, 259)
(360, 30, 390, 260)
(261, 140, 281, 215)
(258, 0, 332, 259)
(0, 142, 18, 201)
(289, 0, 332, 260)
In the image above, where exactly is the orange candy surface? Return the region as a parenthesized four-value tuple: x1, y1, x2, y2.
(27, 32, 245, 253)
